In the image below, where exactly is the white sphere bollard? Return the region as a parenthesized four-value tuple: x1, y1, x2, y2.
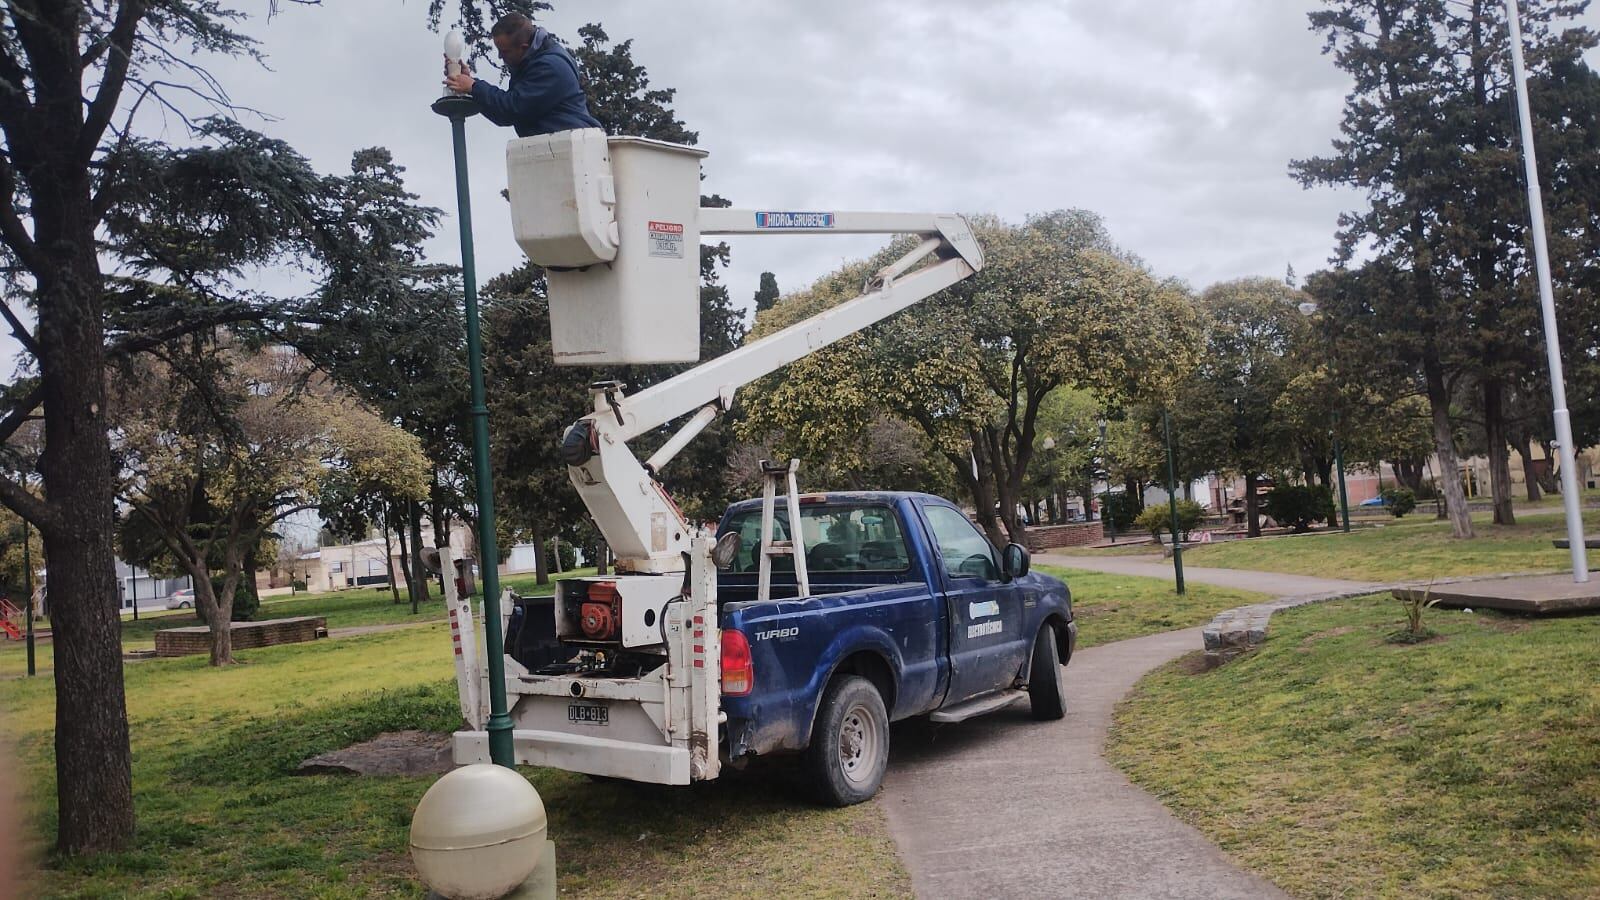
(410, 764, 548, 900)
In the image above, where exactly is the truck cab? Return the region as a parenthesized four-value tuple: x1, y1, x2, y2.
(715, 491, 1075, 803)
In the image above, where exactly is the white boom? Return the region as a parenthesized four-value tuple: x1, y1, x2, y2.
(560, 209, 983, 574)
(451, 131, 984, 783)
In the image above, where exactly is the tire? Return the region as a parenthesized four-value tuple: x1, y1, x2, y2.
(804, 675, 889, 806)
(180, 601, 192, 610)
(1028, 626, 1066, 721)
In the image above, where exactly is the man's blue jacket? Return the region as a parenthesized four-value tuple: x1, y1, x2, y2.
(470, 28, 602, 136)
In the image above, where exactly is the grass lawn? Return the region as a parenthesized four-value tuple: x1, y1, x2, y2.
(1065, 510, 1600, 582)
(4, 623, 909, 898)
(1177, 511, 1600, 581)
(1107, 594, 1600, 898)
(1037, 566, 1269, 648)
(0, 570, 593, 679)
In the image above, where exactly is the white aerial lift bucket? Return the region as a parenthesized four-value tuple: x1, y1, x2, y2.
(508, 130, 708, 365)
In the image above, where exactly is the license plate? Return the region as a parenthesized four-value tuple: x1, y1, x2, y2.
(568, 703, 609, 726)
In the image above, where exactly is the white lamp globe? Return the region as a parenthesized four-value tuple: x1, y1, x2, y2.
(410, 764, 548, 899)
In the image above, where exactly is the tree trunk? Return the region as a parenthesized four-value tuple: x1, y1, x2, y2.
(382, 504, 400, 603)
(1483, 379, 1515, 525)
(1393, 459, 1425, 492)
(1536, 442, 1560, 494)
(530, 519, 549, 585)
(595, 541, 610, 576)
(1244, 473, 1262, 538)
(32, 197, 134, 852)
(1423, 357, 1474, 538)
(551, 535, 563, 574)
(1516, 433, 1543, 502)
(393, 500, 415, 606)
(408, 499, 430, 611)
(430, 466, 449, 548)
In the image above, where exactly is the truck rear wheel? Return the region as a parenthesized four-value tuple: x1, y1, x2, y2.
(1028, 626, 1066, 720)
(805, 675, 889, 806)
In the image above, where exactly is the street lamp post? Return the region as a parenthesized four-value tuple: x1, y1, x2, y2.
(1163, 409, 1186, 595)
(432, 51, 515, 766)
(1333, 420, 1351, 533)
(1098, 419, 1115, 543)
(1505, 0, 1589, 583)
(23, 518, 33, 677)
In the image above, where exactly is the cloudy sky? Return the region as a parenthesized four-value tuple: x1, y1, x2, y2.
(158, 0, 1393, 313)
(56, 0, 1600, 334)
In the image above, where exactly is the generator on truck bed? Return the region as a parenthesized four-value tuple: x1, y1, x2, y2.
(446, 128, 1074, 803)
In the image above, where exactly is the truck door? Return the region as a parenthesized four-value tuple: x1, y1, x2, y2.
(919, 503, 1030, 705)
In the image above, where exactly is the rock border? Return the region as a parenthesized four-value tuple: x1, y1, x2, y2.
(1200, 572, 1554, 665)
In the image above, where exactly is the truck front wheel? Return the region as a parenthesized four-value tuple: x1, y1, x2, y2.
(1028, 626, 1067, 720)
(805, 675, 889, 806)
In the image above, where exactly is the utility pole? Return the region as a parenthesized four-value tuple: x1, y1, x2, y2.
(433, 63, 514, 766)
(1506, 0, 1589, 582)
(1163, 409, 1186, 595)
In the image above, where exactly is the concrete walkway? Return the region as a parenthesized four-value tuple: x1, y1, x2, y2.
(880, 627, 1288, 899)
(1038, 552, 1378, 597)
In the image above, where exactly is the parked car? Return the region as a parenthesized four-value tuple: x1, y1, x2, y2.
(165, 588, 195, 610)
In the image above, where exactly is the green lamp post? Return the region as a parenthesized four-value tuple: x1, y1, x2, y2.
(1162, 409, 1186, 595)
(433, 38, 514, 769)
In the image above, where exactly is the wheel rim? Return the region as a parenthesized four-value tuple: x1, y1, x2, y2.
(838, 700, 882, 787)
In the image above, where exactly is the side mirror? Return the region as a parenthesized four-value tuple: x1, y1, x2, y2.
(712, 532, 741, 571)
(1002, 543, 1031, 580)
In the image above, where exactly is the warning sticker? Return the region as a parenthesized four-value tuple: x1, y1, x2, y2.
(648, 221, 685, 258)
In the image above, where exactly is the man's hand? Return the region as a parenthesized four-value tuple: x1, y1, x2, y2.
(443, 56, 476, 93)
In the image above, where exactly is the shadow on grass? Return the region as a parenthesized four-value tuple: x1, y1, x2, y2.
(38, 680, 902, 899)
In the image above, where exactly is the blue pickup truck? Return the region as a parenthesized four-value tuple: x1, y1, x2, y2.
(471, 491, 1075, 806)
(713, 491, 1076, 804)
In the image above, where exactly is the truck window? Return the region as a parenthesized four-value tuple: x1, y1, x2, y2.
(722, 504, 912, 574)
(923, 505, 1000, 581)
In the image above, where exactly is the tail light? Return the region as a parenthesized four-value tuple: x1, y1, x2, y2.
(720, 629, 754, 696)
(580, 581, 621, 641)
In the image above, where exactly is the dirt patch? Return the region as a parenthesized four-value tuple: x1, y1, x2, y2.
(1476, 614, 1533, 634)
(1298, 625, 1359, 651)
(296, 729, 453, 777)
(1171, 651, 1211, 676)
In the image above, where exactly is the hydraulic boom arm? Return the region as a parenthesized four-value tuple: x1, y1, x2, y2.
(559, 209, 983, 574)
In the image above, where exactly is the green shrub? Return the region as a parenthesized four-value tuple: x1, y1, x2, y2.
(1099, 491, 1141, 532)
(290, 579, 307, 593)
(1135, 499, 1205, 540)
(1381, 487, 1417, 518)
(1263, 484, 1333, 533)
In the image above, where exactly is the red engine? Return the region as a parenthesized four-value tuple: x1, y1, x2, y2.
(579, 582, 621, 641)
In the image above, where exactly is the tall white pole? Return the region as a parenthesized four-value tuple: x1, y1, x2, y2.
(1505, 0, 1590, 582)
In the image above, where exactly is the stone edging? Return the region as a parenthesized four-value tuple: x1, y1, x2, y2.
(1200, 571, 1554, 665)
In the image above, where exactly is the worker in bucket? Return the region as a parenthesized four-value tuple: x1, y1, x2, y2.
(443, 13, 602, 136)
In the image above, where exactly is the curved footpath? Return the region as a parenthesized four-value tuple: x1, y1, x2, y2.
(879, 560, 1381, 898)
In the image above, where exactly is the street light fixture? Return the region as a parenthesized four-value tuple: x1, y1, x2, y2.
(432, 32, 515, 767)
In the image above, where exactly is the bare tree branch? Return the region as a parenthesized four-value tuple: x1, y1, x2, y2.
(0, 382, 41, 447)
(78, 0, 145, 165)
(108, 306, 272, 358)
(0, 470, 56, 533)
(0, 152, 42, 273)
(0, 298, 37, 357)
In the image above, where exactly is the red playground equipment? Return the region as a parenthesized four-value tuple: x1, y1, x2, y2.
(0, 598, 24, 640)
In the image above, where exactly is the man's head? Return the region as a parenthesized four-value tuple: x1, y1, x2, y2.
(491, 13, 538, 68)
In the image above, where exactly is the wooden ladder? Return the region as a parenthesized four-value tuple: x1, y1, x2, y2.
(757, 458, 809, 604)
